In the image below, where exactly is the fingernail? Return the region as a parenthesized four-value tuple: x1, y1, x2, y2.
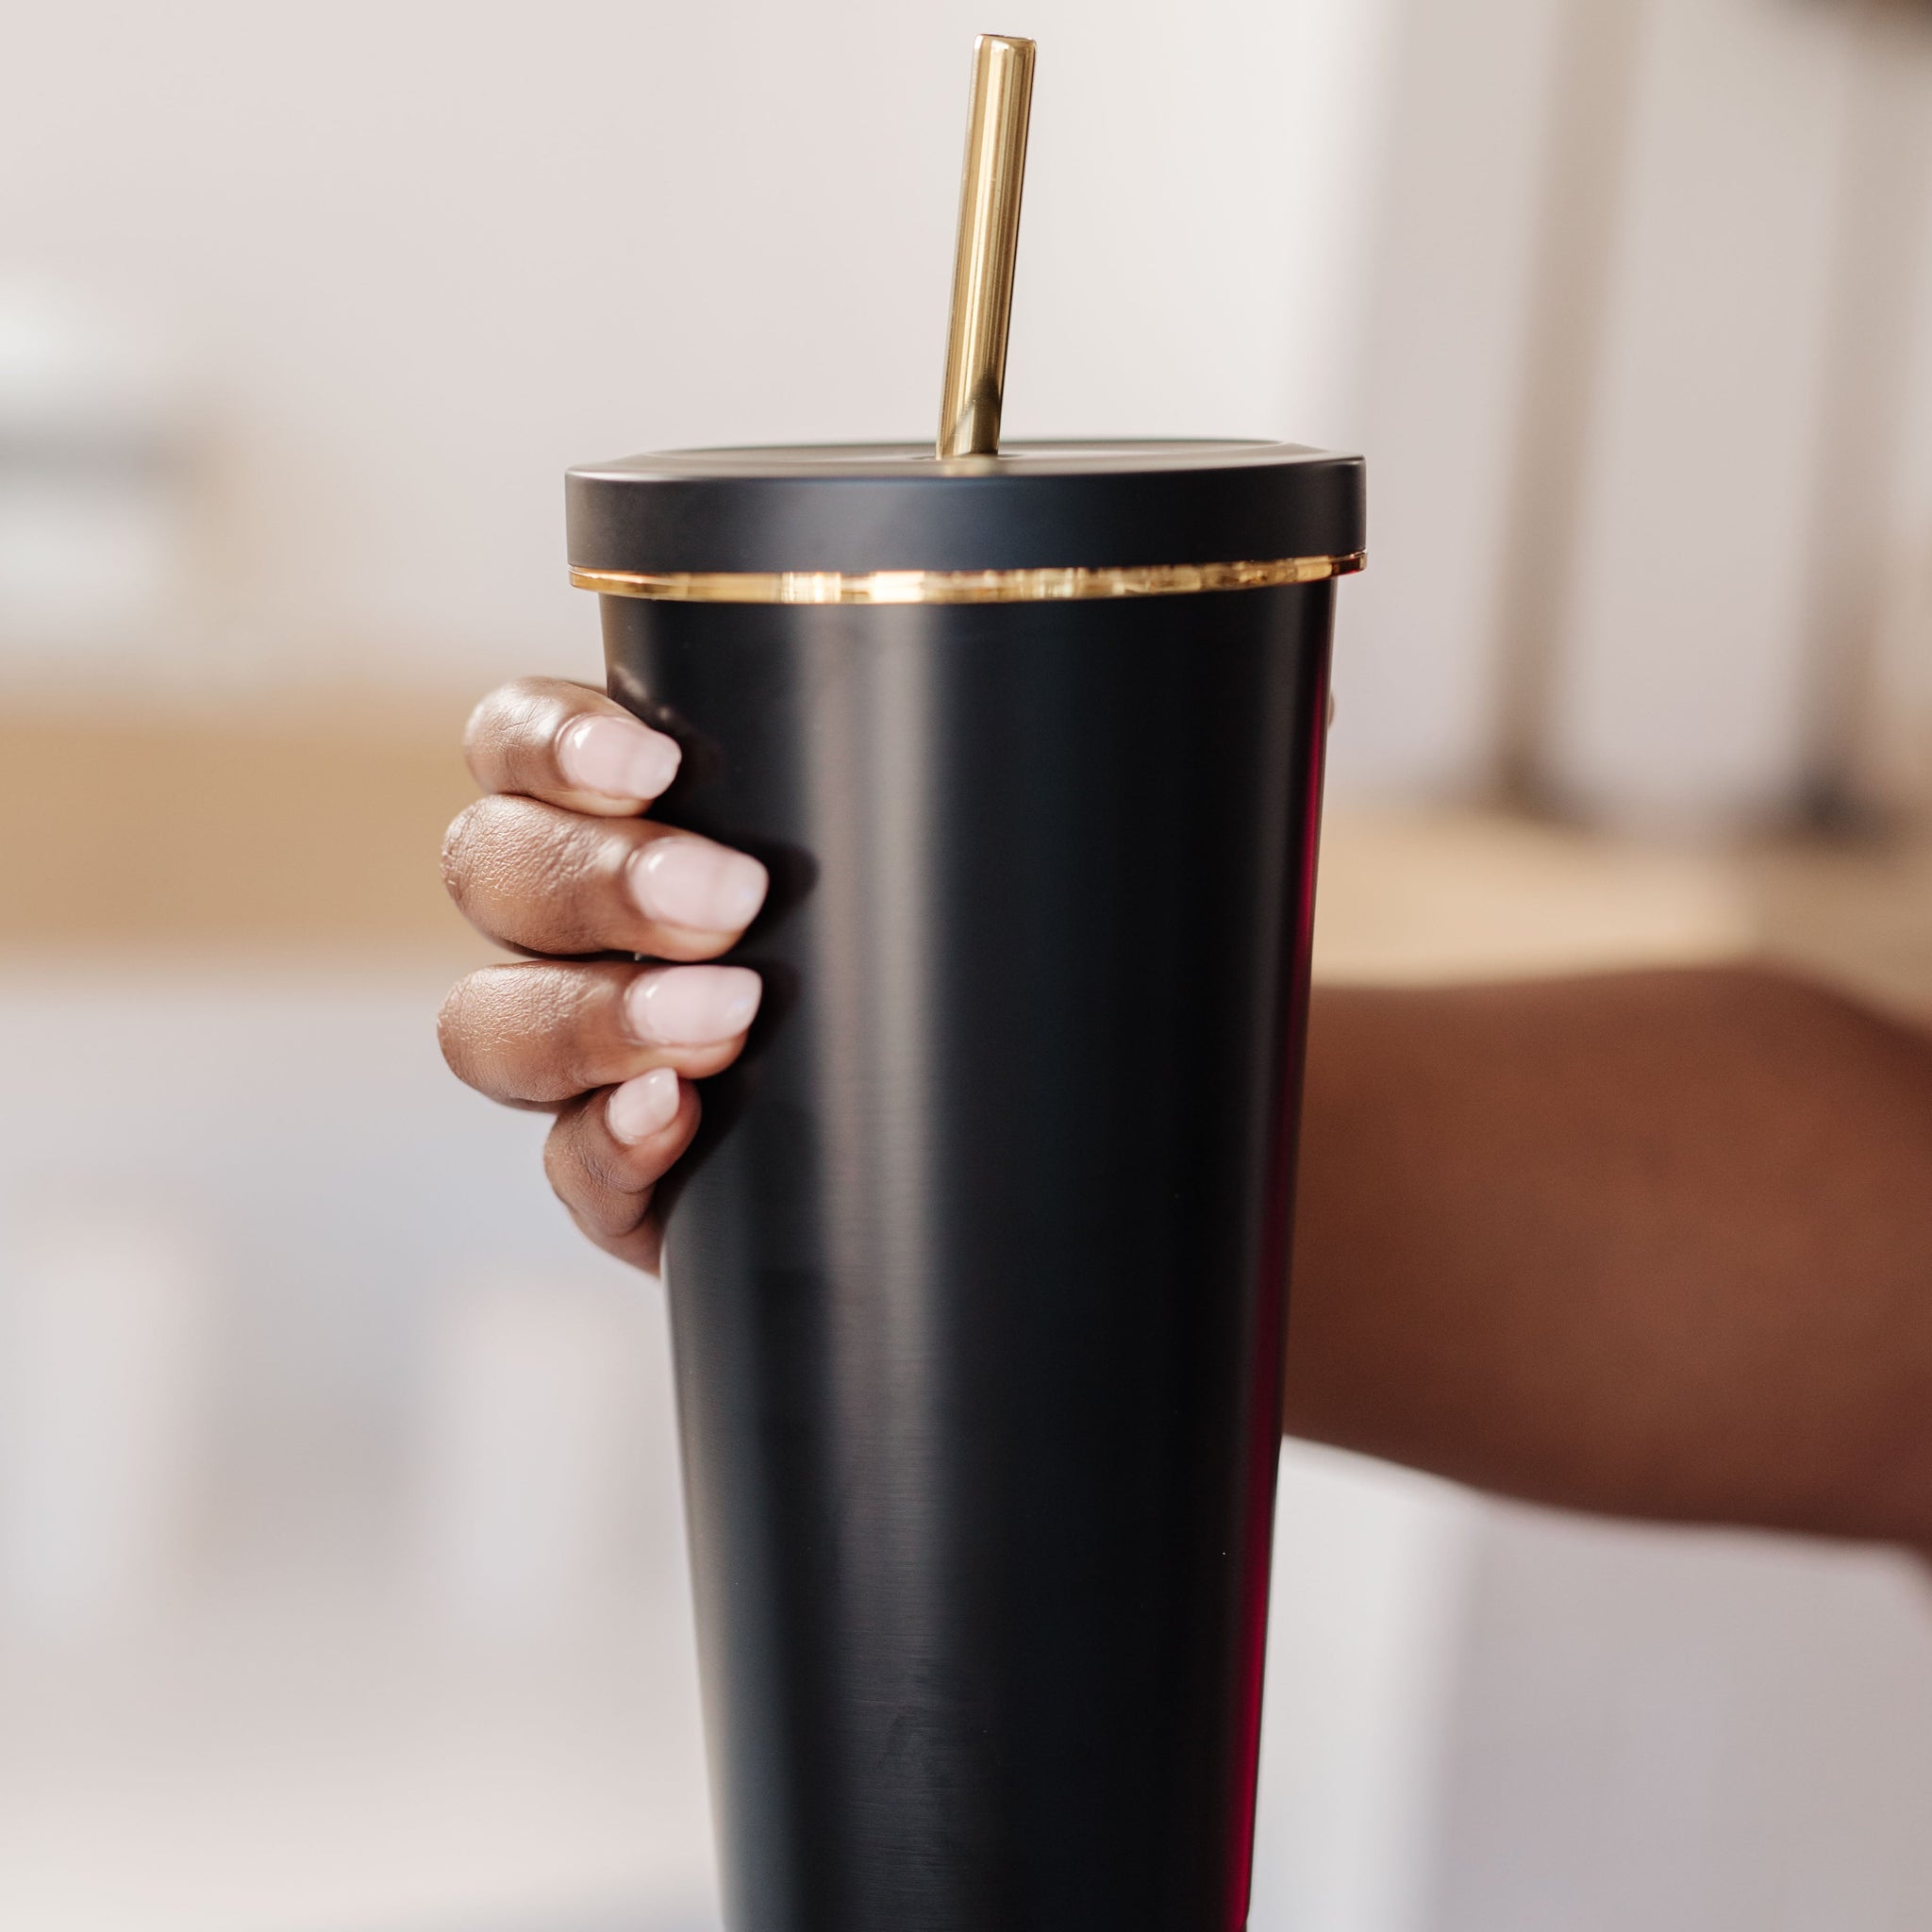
(558, 714, 682, 801)
(630, 839, 769, 933)
(607, 1066, 682, 1144)
(627, 965, 763, 1045)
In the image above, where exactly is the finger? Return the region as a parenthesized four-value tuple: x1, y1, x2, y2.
(439, 958, 763, 1106)
(464, 675, 683, 817)
(441, 795, 768, 960)
(543, 1072, 702, 1271)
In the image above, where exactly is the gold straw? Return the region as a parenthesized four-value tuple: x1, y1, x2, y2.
(937, 35, 1037, 458)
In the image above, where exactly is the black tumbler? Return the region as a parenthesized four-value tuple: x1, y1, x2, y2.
(566, 440, 1364, 1932)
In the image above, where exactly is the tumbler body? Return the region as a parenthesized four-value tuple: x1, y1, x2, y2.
(570, 442, 1360, 1932)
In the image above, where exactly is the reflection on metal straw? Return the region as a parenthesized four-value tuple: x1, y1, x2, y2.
(937, 34, 1036, 459)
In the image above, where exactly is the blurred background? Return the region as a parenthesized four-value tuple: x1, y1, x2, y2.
(4, 0, 1932, 1926)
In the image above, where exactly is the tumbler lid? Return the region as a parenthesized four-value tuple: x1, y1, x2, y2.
(565, 439, 1364, 584)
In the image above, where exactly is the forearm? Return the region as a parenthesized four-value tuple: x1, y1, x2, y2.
(1286, 966, 1932, 1545)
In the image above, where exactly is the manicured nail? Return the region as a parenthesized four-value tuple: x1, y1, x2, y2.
(558, 714, 682, 801)
(607, 1066, 682, 1145)
(629, 838, 769, 933)
(627, 965, 763, 1045)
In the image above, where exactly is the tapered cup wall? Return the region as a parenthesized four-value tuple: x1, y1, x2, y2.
(601, 582, 1334, 1932)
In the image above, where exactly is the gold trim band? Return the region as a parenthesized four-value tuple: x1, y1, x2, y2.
(569, 553, 1364, 606)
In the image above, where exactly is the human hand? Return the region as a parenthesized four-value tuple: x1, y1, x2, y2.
(438, 677, 769, 1273)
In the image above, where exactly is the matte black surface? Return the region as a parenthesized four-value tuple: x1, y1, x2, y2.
(568, 439, 1364, 575)
(599, 583, 1333, 1932)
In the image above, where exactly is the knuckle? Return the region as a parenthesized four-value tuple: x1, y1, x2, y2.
(441, 792, 642, 962)
(495, 675, 556, 708)
(506, 965, 608, 1100)
(461, 686, 518, 785)
(583, 1131, 653, 1201)
(435, 974, 483, 1084)
(528, 808, 600, 901)
(460, 686, 504, 759)
(441, 796, 606, 940)
(541, 1111, 591, 1205)
(554, 973, 624, 1094)
(439, 799, 489, 906)
(439, 963, 607, 1105)
(543, 1112, 653, 1238)
(463, 676, 570, 786)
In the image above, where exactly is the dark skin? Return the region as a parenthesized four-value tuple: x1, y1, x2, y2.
(1291, 973, 1932, 1547)
(441, 678, 1932, 1552)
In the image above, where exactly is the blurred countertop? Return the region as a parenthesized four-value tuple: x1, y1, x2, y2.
(5, 699, 1931, 1010)
(1317, 807, 1932, 1012)
(0, 698, 486, 960)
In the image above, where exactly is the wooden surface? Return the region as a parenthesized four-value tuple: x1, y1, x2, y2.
(0, 702, 488, 960)
(3, 705, 1928, 1010)
(1315, 807, 1932, 1013)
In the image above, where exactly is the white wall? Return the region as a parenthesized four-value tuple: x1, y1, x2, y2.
(1328, 0, 1932, 824)
(0, 0, 1396, 695)
(8, 0, 1932, 816)
(1548, 0, 1856, 827)
(1324, 0, 1568, 797)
